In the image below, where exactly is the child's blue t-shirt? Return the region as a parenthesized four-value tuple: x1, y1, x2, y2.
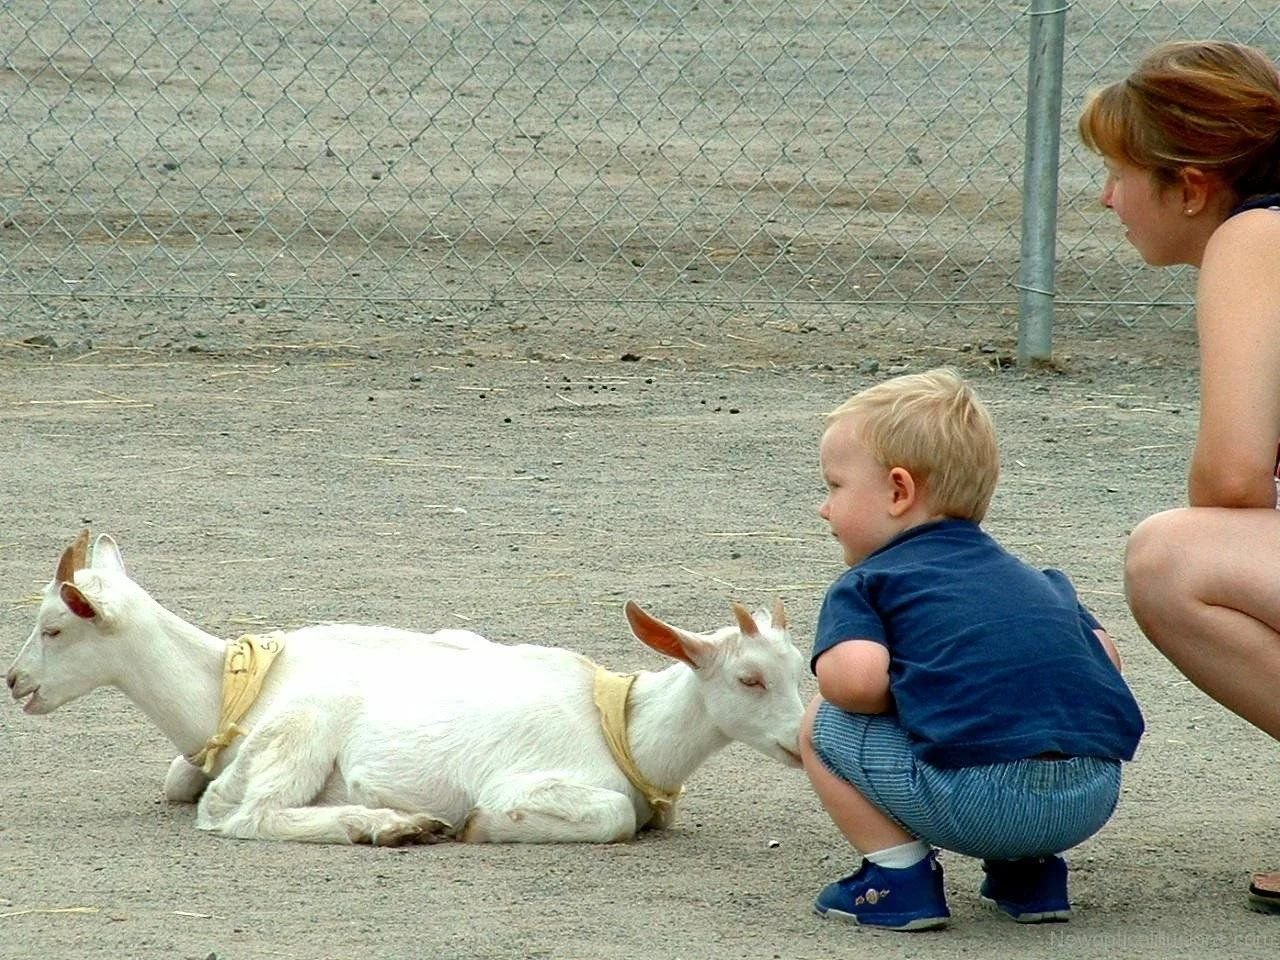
(812, 518, 1145, 768)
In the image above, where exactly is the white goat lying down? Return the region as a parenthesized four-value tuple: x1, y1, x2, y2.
(7, 530, 805, 845)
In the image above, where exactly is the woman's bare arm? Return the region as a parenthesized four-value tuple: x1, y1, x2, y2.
(1191, 211, 1280, 508)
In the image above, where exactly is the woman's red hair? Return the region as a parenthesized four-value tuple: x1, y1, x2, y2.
(1078, 40, 1280, 199)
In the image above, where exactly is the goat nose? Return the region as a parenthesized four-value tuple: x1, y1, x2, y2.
(5, 670, 16, 691)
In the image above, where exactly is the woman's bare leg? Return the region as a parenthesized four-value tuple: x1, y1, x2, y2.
(1126, 506, 1280, 739)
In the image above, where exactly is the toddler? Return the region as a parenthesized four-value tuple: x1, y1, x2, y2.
(801, 368, 1144, 931)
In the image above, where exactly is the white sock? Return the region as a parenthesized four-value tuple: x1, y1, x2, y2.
(865, 840, 931, 870)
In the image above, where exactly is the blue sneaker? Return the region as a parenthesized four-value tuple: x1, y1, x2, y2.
(980, 855, 1071, 923)
(814, 851, 950, 931)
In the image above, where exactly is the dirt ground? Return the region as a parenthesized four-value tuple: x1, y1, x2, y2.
(4, 2, 1280, 956)
(2, 317, 1278, 960)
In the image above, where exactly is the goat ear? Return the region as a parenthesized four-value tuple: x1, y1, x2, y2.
(624, 600, 707, 668)
(90, 535, 126, 573)
(59, 581, 98, 620)
(731, 601, 760, 638)
(55, 528, 91, 584)
(771, 597, 788, 631)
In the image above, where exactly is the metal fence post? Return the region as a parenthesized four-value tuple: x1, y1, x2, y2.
(1017, 0, 1068, 364)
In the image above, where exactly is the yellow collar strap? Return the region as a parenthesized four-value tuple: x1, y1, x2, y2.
(592, 666, 682, 823)
(189, 632, 285, 775)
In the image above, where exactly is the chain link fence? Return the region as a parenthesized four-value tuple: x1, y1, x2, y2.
(1, 1, 1276, 351)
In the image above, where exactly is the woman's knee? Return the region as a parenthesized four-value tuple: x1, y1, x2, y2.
(1124, 509, 1209, 655)
(1124, 509, 1193, 604)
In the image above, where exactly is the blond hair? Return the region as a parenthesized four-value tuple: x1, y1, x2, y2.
(827, 368, 999, 521)
(1078, 40, 1280, 200)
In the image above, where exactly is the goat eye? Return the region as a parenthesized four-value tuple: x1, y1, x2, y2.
(739, 676, 765, 690)
(42, 627, 61, 639)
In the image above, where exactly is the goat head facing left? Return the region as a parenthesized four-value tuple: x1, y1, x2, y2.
(7, 529, 134, 714)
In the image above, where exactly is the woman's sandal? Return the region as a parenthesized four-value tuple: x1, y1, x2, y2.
(1247, 872, 1280, 914)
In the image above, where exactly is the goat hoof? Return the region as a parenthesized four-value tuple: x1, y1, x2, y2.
(163, 755, 209, 804)
(371, 814, 454, 846)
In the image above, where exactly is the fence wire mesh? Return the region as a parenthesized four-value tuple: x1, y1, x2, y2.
(1, 1, 1277, 348)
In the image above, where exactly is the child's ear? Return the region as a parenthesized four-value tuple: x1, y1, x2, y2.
(887, 466, 917, 516)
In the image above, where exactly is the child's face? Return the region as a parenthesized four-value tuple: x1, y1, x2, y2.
(818, 418, 904, 566)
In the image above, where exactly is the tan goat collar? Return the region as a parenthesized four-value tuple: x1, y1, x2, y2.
(592, 666, 682, 825)
(189, 632, 285, 775)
